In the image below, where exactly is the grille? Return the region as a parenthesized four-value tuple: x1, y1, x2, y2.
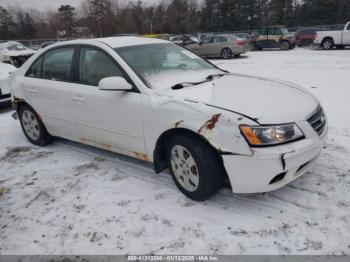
(307, 106, 327, 136)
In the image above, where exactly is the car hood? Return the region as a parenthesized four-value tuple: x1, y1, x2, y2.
(156, 74, 319, 124)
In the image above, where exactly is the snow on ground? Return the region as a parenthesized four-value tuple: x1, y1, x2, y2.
(0, 48, 350, 255)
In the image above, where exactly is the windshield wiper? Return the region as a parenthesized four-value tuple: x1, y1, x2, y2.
(206, 73, 228, 80)
(171, 82, 199, 90)
(171, 73, 229, 90)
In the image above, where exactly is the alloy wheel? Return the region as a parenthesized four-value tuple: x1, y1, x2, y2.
(22, 110, 40, 141)
(170, 145, 199, 192)
(221, 48, 232, 59)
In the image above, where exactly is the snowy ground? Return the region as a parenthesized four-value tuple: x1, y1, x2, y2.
(0, 48, 350, 255)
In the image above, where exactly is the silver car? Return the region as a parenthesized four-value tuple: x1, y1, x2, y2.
(186, 34, 249, 59)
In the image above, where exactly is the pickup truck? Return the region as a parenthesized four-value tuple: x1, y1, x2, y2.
(314, 22, 350, 50)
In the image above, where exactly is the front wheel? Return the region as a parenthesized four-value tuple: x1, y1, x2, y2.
(19, 104, 53, 146)
(221, 48, 232, 59)
(322, 39, 334, 50)
(167, 135, 224, 201)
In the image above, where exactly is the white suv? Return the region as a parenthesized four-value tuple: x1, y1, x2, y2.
(10, 37, 327, 201)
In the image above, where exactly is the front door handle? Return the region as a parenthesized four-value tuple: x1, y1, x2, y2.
(73, 96, 85, 102)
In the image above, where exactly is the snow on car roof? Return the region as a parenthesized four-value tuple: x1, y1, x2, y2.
(96, 36, 169, 48)
(0, 41, 25, 50)
(47, 36, 170, 50)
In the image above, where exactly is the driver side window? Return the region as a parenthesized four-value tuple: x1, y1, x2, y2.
(347, 24, 350, 30)
(79, 47, 123, 86)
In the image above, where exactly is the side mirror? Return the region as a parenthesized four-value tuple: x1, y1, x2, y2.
(98, 76, 133, 91)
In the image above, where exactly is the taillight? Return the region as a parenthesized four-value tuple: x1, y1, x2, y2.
(236, 40, 245, 46)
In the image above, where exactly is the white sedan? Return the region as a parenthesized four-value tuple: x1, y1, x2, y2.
(10, 37, 328, 201)
(0, 62, 16, 104)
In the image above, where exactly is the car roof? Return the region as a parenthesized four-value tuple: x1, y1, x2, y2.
(48, 36, 170, 49)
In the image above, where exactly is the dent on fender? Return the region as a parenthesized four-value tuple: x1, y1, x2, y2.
(194, 113, 253, 157)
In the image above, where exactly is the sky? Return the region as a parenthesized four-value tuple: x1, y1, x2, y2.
(0, 0, 85, 10)
(0, 0, 161, 11)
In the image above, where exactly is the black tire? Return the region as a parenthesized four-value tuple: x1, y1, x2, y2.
(280, 41, 290, 51)
(321, 38, 334, 50)
(221, 48, 232, 59)
(18, 104, 53, 146)
(253, 42, 263, 51)
(167, 135, 224, 201)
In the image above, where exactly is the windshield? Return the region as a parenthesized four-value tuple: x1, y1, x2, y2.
(115, 43, 221, 89)
(281, 28, 289, 35)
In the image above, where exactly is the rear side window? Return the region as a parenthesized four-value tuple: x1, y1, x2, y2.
(268, 28, 280, 35)
(42, 47, 74, 82)
(79, 47, 123, 86)
(213, 37, 227, 43)
(26, 56, 43, 78)
(259, 29, 267, 35)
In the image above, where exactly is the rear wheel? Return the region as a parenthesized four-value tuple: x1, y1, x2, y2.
(19, 104, 53, 146)
(221, 48, 232, 59)
(322, 38, 334, 50)
(280, 41, 290, 51)
(167, 135, 224, 201)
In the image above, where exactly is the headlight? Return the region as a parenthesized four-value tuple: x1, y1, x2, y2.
(240, 124, 304, 147)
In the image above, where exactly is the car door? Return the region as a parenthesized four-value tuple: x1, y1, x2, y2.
(212, 36, 227, 56)
(23, 46, 79, 139)
(342, 23, 350, 45)
(71, 46, 145, 154)
(267, 27, 279, 48)
(258, 28, 268, 47)
(194, 37, 214, 56)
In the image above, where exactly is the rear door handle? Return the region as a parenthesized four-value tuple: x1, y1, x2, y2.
(73, 96, 85, 102)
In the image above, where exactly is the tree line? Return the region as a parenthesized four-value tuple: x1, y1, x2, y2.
(0, 0, 349, 40)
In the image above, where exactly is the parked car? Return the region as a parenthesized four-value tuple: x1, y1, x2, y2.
(233, 33, 256, 50)
(314, 22, 350, 50)
(254, 26, 295, 51)
(10, 37, 327, 201)
(186, 34, 250, 59)
(0, 41, 36, 68)
(0, 62, 17, 104)
(295, 28, 322, 47)
(169, 35, 200, 46)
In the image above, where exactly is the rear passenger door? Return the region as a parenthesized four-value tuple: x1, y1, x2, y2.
(212, 36, 228, 56)
(71, 46, 145, 154)
(24, 46, 79, 139)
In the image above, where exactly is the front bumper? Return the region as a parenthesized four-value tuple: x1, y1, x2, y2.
(223, 121, 328, 194)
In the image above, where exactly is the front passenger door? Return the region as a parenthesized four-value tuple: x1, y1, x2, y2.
(72, 46, 145, 154)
